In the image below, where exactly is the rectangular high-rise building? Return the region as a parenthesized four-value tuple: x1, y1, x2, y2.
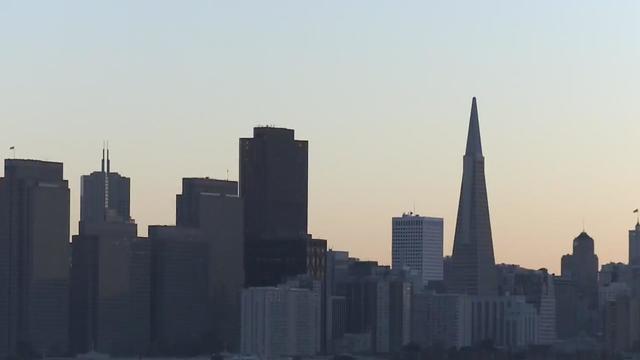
(392, 213, 444, 287)
(70, 153, 149, 356)
(149, 226, 209, 355)
(245, 236, 327, 287)
(240, 126, 308, 242)
(176, 178, 237, 227)
(630, 222, 640, 266)
(0, 159, 70, 357)
(176, 178, 244, 352)
(80, 148, 130, 223)
(240, 127, 325, 287)
(69, 222, 150, 356)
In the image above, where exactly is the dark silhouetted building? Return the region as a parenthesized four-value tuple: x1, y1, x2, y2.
(630, 221, 640, 266)
(325, 250, 350, 353)
(129, 237, 151, 352)
(326, 257, 411, 354)
(446, 98, 498, 296)
(70, 223, 150, 356)
(176, 178, 237, 227)
(604, 294, 640, 355)
(176, 178, 244, 352)
(70, 152, 149, 356)
(496, 264, 557, 344)
(554, 276, 578, 340)
(245, 236, 326, 286)
(0, 159, 70, 357)
(561, 232, 599, 301)
(561, 232, 599, 305)
(80, 147, 130, 223)
(598, 263, 640, 355)
(240, 126, 307, 242)
(240, 127, 325, 287)
(149, 226, 208, 355)
(560, 231, 599, 337)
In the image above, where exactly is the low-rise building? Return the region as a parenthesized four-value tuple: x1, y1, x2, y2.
(241, 278, 321, 359)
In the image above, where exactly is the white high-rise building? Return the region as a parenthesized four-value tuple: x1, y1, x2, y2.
(240, 278, 321, 359)
(392, 213, 444, 287)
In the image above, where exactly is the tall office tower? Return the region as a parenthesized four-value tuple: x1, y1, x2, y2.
(70, 154, 149, 356)
(149, 226, 209, 355)
(604, 294, 640, 356)
(176, 178, 244, 352)
(553, 276, 578, 340)
(561, 232, 599, 302)
(630, 221, 640, 266)
(560, 231, 599, 337)
(240, 127, 326, 287)
(446, 98, 498, 296)
(80, 147, 130, 223)
(128, 237, 151, 353)
(240, 126, 308, 241)
(392, 213, 444, 287)
(325, 250, 350, 353)
(70, 223, 149, 356)
(0, 159, 70, 357)
(245, 237, 327, 286)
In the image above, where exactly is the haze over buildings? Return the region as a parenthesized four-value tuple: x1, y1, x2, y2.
(2, 2, 640, 358)
(2, 97, 640, 358)
(3, 2, 640, 273)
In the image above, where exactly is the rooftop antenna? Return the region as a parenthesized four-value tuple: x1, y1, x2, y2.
(101, 141, 105, 172)
(9, 146, 15, 159)
(104, 141, 110, 213)
(226, 169, 229, 181)
(634, 209, 639, 225)
(106, 141, 111, 174)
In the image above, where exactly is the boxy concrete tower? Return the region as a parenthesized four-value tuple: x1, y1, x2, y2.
(0, 159, 70, 357)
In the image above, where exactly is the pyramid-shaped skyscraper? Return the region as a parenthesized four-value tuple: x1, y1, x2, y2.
(446, 97, 498, 296)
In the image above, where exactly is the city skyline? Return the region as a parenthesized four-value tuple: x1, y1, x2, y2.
(1, 103, 638, 358)
(3, 2, 640, 274)
(2, 109, 639, 275)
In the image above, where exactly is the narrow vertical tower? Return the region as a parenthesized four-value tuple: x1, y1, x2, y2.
(629, 221, 640, 266)
(447, 97, 498, 295)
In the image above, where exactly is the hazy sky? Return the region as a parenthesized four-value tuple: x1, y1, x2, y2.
(2, 1, 639, 273)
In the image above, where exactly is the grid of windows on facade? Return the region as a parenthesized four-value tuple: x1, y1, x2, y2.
(469, 297, 538, 348)
(392, 214, 444, 286)
(393, 219, 424, 267)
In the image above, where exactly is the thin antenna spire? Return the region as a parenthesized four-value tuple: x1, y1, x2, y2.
(106, 141, 111, 173)
(101, 141, 105, 172)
